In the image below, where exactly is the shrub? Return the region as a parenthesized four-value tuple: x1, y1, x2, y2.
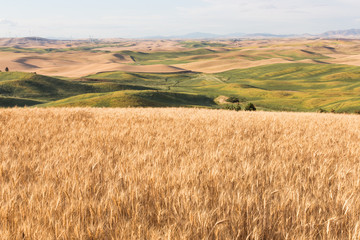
(223, 104, 232, 110)
(226, 96, 240, 103)
(224, 104, 241, 111)
(234, 104, 241, 111)
(354, 110, 360, 114)
(318, 108, 327, 113)
(245, 103, 256, 111)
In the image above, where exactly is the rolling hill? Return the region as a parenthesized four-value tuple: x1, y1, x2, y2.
(1, 36, 360, 113)
(1, 62, 360, 112)
(40, 90, 215, 108)
(0, 72, 156, 106)
(78, 63, 360, 112)
(0, 62, 353, 111)
(0, 96, 43, 107)
(0, 72, 94, 100)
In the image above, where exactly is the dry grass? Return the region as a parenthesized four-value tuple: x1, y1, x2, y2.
(0, 108, 360, 239)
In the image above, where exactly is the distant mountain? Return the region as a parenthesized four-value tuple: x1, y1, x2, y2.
(144, 32, 296, 40)
(145, 32, 223, 40)
(0, 37, 68, 47)
(2, 29, 360, 43)
(244, 33, 295, 38)
(320, 29, 360, 38)
(174, 32, 222, 39)
(144, 28, 360, 40)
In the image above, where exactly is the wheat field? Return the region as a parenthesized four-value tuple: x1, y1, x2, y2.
(0, 108, 359, 239)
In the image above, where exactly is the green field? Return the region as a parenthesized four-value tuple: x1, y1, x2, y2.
(40, 90, 214, 108)
(0, 96, 43, 107)
(180, 41, 228, 48)
(120, 49, 221, 65)
(0, 62, 360, 112)
(227, 49, 330, 61)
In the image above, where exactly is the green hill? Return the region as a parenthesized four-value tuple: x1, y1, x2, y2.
(86, 71, 198, 89)
(0, 72, 94, 100)
(172, 63, 360, 112)
(120, 49, 219, 65)
(2, 63, 360, 113)
(83, 64, 360, 112)
(0, 96, 43, 107)
(40, 90, 215, 108)
(0, 72, 156, 104)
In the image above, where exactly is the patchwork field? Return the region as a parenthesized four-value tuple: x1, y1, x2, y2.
(0, 37, 360, 112)
(0, 108, 359, 239)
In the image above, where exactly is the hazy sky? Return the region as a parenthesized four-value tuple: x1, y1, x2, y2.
(1, 0, 360, 38)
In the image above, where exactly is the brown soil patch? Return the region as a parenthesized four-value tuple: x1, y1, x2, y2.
(214, 95, 229, 104)
(175, 58, 290, 73)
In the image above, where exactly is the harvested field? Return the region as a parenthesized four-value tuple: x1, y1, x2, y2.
(0, 108, 359, 239)
(2, 38, 360, 77)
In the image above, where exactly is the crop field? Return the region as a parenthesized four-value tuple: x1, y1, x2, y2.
(0, 108, 359, 239)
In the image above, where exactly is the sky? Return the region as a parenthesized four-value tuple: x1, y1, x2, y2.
(1, 0, 360, 38)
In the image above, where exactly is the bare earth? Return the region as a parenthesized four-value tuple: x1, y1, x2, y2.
(0, 51, 188, 77)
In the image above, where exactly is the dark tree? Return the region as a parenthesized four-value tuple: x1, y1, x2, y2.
(5, 67, 9, 72)
(226, 96, 240, 103)
(245, 103, 256, 111)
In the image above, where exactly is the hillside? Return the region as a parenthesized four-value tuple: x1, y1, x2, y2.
(320, 29, 360, 38)
(0, 96, 43, 107)
(0, 38, 360, 112)
(86, 63, 360, 112)
(0, 72, 94, 101)
(40, 90, 215, 108)
(1, 62, 360, 112)
(213, 63, 360, 112)
(0, 72, 156, 106)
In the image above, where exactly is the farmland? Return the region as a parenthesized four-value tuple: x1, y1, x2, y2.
(0, 38, 360, 112)
(0, 108, 359, 239)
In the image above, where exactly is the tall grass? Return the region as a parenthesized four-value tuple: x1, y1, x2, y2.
(0, 108, 359, 239)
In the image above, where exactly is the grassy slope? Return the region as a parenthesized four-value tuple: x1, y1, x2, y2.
(0, 72, 96, 101)
(120, 49, 220, 65)
(85, 71, 198, 90)
(180, 41, 228, 48)
(0, 96, 43, 107)
(0, 72, 158, 107)
(213, 63, 360, 112)
(228, 49, 330, 61)
(86, 63, 360, 112)
(117, 47, 330, 66)
(1, 62, 360, 112)
(40, 90, 215, 108)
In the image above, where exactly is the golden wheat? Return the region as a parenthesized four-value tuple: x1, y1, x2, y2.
(0, 108, 359, 239)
